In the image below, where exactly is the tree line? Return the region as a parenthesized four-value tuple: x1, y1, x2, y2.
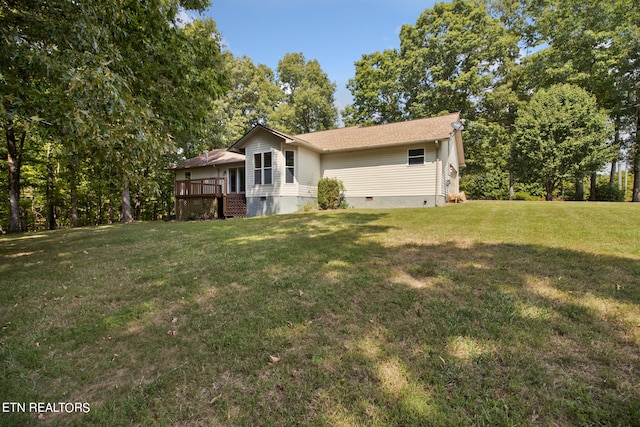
(345, 0, 638, 203)
(2, 0, 638, 232)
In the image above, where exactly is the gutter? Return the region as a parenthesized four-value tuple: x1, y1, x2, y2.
(302, 136, 451, 154)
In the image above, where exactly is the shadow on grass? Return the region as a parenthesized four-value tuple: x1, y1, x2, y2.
(1, 212, 639, 426)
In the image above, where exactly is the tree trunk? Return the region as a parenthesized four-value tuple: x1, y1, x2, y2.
(633, 149, 640, 202)
(46, 143, 56, 230)
(574, 177, 584, 201)
(6, 119, 25, 233)
(121, 180, 133, 223)
(109, 182, 115, 224)
(633, 110, 640, 202)
(509, 171, 515, 201)
(589, 173, 597, 201)
(609, 117, 620, 187)
(97, 192, 103, 225)
(609, 160, 617, 187)
(134, 196, 141, 221)
(544, 179, 553, 201)
(69, 156, 78, 227)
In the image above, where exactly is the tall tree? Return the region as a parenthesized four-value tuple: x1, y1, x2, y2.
(343, 50, 406, 126)
(1, 0, 228, 230)
(344, 0, 521, 199)
(398, 0, 517, 120)
(513, 84, 613, 200)
(271, 52, 337, 134)
(523, 0, 639, 200)
(208, 54, 282, 148)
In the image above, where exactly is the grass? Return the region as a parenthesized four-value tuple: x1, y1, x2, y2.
(1, 201, 639, 426)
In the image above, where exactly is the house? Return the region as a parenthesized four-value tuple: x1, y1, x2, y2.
(172, 112, 465, 218)
(171, 148, 246, 220)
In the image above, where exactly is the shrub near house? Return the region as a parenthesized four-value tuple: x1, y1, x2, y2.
(317, 177, 346, 210)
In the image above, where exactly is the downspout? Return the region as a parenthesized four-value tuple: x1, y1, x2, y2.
(435, 140, 440, 206)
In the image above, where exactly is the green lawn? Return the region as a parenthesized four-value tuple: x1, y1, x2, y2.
(1, 202, 639, 426)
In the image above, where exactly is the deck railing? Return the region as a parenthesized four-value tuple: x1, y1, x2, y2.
(175, 178, 226, 198)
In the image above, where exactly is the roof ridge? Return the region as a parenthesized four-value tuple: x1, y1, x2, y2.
(293, 112, 460, 138)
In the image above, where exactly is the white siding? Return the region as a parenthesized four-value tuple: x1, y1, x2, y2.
(175, 166, 220, 180)
(278, 145, 297, 197)
(174, 163, 244, 181)
(321, 145, 438, 198)
(296, 146, 321, 198)
(276, 144, 322, 198)
(245, 132, 283, 197)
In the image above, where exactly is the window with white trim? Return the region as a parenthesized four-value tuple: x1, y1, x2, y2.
(253, 152, 272, 185)
(228, 167, 246, 193)
(408, 148, 425, 165)
(285, 150, 295, 184)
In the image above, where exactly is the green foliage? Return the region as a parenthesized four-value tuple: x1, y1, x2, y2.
(460, 119, 512, 199)
(271, 52, 338, 134)
(1, 0, 227, 230)
(513, 191, 542, 201)
(400, 0, 517, 120)
(345, 0, 518, 125)
(522, 0, 639, 200)
(513, 84, 613, 200)
(343, 50, 407, 126)
(590, 176, 626, 202)
(209, 54, 282, 147)
(317, 177, 345, 210)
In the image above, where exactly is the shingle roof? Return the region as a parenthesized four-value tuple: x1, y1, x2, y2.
(182, 112, 464, 169)
(171, 148, 245, 170)
(293, 112, 460, 152)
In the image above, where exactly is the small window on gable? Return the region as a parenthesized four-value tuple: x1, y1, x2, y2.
(408, 148, 425, 165)
(285, 150, 295, 184)
(185, 171, 191, 180)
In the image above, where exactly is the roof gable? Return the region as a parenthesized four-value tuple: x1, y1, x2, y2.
(229, 124, 300, 151)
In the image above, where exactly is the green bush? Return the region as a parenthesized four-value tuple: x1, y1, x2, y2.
(591, 182, 625, 202)
(318, 177, 345, 210)
(514, 192, 542, 201)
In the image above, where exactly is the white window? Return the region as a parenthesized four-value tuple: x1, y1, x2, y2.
(408, 148, 425, 165)
(285, 150, 295, 184)
(253, 152, 272, 185)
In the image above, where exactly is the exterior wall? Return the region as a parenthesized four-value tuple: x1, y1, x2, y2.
(346, 195, 440, 209)
(244, 131, 323, 216)
(173, 162, 244, 182)
(174, 166, 220, 180)
(321, 144, 438, 208)
(231, 129, 462, 216)
(244, 131, 292, 216)
(295, 145, 321, 199)
(245, 131, 282, 199)
(247, 196, 316, 217)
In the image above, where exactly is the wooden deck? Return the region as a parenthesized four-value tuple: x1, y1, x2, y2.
(175, 178, 226, 198)
(175, 178, 246, 219)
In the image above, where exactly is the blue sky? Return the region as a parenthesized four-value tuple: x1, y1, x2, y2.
(196, 0, 438, 111)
